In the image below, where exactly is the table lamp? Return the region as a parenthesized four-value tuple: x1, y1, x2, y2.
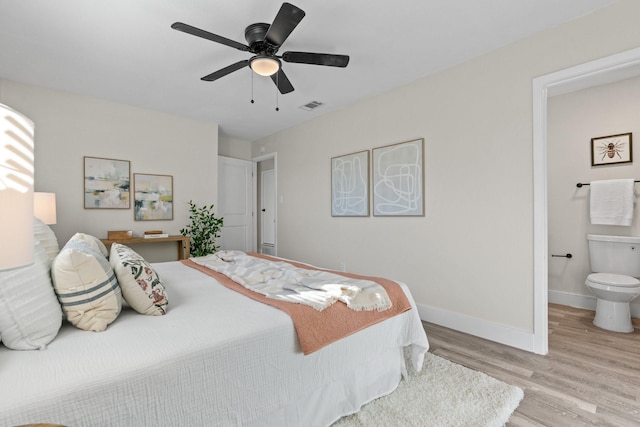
(34, 192, 57, 225)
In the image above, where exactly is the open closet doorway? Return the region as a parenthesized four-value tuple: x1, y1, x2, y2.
(254, 153, 277, 256)
(533, 46, 640, 355)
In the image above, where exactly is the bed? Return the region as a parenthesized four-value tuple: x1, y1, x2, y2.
(0, 226, 429, 427)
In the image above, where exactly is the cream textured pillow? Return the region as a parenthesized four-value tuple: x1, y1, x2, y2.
(51, 238, 122, 332)
(110, 243, 168, 315)
(33, 217, 60, 267)
(0, 241, 63, 350)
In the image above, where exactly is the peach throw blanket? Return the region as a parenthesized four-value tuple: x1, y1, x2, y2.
(181, 253, 412, 354)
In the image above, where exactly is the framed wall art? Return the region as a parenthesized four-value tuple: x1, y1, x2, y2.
(84, 156, 131, 209)
(134, 173, 174, 221)
(331, 150, 369, 217)
(591, 132, 632, 166)
(372, 138, 424, 216)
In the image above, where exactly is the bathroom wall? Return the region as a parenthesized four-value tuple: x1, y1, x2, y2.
(548, 75, 640, 312)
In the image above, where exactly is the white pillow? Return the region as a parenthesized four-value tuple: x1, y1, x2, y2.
(110, 243, 168, 315)
(0, 241, 63, 350)
(33, 217, 60, 267)
(68, 232, 109, 258)
(51, 238, 122, 332)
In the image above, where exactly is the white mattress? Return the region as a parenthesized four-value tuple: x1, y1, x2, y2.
(0, 261, 429, 426)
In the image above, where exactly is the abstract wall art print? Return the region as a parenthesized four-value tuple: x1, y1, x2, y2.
(372, 138, 424, 216)
(84, 156, 131, 209)
(134, 173, 173, 221)
(331, 150, 369, 217)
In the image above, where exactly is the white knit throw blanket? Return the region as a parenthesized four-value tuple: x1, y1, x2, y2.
(191, 251, 392, 312)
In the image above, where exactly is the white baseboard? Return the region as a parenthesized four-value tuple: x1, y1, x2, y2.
(548, 290, 640, 318)
(416, 303, 536, 353)
(418, 294, 639, 355)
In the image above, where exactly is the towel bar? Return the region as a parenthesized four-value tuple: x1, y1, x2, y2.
(576, 180, 640, 188)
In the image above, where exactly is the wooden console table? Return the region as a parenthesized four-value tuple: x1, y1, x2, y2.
(100, 235, 190, 260)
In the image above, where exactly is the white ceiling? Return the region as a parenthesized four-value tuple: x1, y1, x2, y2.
(0, 0, 620, 141)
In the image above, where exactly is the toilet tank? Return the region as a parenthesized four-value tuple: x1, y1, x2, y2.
(587, 234, 640, 277)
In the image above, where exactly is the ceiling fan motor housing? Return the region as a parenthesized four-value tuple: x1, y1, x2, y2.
(245, 23, 277, 54)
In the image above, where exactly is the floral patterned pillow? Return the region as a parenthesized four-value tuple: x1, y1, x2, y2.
(109, 243, 168, 316)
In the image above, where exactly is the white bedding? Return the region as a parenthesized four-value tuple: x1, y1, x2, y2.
(0, 261, 429, 427)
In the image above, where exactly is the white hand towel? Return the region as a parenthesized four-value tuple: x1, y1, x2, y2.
(590, 179, 635, 226)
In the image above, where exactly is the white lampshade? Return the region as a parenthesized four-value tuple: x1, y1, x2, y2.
(250, 56, 280, 76)
(34, 192, 57, 225)
(0, 103, 35, 270)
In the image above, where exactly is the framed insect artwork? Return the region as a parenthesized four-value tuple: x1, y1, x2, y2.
(591, 133, 632, 166)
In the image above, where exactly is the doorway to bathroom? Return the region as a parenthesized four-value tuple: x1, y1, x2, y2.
(533, 46, 640, 354)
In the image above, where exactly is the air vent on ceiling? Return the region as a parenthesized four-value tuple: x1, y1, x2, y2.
(299, 100, 324, 111)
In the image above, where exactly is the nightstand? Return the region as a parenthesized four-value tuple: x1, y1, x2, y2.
(100, 235, 190, 260)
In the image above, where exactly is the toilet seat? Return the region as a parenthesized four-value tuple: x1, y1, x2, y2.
(586, 272, 640, 288)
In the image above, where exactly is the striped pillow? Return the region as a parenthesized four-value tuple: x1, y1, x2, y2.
(51, 237, 122, 331)
(70, 232, 109, 258)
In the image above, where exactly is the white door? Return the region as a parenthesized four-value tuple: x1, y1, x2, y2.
(218, 156, 256, 252)
(261, 169, 276, 246)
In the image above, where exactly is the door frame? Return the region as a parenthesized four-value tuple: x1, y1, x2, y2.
(260, 168, 276, 246)
(532, 46, 640, 355)
(253, 152, 277, 255)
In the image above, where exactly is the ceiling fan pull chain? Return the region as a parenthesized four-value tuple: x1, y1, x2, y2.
(250, 69, 255, 104)
(275, 72, 280, 112)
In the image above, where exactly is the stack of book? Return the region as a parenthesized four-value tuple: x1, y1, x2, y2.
(143, 230, 169, 239)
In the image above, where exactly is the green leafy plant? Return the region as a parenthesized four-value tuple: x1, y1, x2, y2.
(180, 200, 224, 257)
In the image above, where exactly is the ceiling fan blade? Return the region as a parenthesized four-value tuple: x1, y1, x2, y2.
(201, 60, 249, 82)
(270, 68, 294, 94)
(282, 51, 349, 67)
(171, 22, 249, 52)
(264, 3, 305, 47)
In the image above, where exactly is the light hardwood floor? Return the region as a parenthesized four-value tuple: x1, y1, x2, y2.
(422, 304, 640, 426)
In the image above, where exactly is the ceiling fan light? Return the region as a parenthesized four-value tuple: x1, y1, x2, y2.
(250, 56, 280, 76)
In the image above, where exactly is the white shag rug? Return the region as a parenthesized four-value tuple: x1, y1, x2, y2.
(332, 352, 524, 427)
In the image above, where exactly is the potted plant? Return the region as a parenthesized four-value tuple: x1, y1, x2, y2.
(180, 200, 224, 257)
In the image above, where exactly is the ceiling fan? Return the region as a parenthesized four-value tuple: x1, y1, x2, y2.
(171, 2, 349, 95)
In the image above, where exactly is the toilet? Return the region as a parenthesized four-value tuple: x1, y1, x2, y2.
(586, 234, 640, 333)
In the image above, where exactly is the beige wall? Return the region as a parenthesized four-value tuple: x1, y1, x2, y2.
(253, 0, 640, 339)
(548, 75, 640, 305)
(0, 80, 219, 262)
(218, 134, 252, 160)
